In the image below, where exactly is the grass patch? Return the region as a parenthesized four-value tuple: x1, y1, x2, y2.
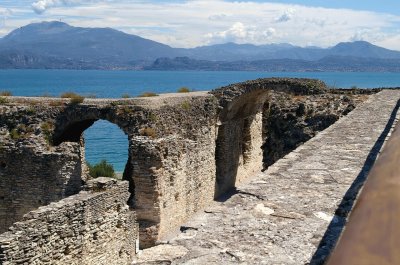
(60, 92, 85, 105)
(139, 127, 157, 138)
(41, 122, 54, 145)
(9, 129, 21, 140)
(177, 87, 191, 93)
(181, 101, 191, 110)
(88, 160, 116, 179)
(0, 97, 8, 104)
(139, 92, 158, 97)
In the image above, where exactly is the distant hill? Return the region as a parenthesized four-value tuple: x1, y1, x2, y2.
(146, 56, 400, 72)
(1, 21, 400, 71)
(0, 21, 178, 69)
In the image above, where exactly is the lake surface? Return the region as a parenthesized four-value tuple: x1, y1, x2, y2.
(2, 70, 400, 171)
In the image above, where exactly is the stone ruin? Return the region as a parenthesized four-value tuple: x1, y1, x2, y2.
(0, 78, 377, 264)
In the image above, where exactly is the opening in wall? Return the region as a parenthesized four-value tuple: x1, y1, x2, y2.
(84, 120, 129, 181)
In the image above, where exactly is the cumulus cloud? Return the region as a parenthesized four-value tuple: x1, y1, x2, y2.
(207, 22, 276, 44)
(275, 8, 296, 23)
(31, 0, 93, 14)
(1, 0, 398, 50)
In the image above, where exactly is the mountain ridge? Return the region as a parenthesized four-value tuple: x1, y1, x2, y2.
(1, 21, 400, 71)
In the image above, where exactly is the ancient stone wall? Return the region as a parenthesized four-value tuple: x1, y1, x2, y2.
(0, 103, 84, 233)
(0, 178, 138, 265)
(0, 79, 378, 256)
(262, 90, 377, 168)
(0, 93, 219, 247)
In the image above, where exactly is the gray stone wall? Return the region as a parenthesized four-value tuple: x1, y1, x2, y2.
(0, 178, 137, 265)
(0, 79, 378, 256)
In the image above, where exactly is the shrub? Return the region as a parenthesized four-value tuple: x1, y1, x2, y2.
(139, 92, 158, 97)
(69, 94, 85, 105)
(0, 91, 12, 96)
(9, 129, 21, 140)
(41, 122, 54, 145)
(0, 97, 8, 104)
(139, 127, 157, 138)
(60, 92, 79, 98)
(181, 101, 191, 110)
(60, 92, 85, 105)
(177, 87, 191, 93)
(88, 160, 116, 178)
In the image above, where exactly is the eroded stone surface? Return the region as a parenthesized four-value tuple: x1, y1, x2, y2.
(136, 89, 400, 264)
(0, 178, 138, 265)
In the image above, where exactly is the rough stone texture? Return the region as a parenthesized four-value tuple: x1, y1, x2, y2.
(134, 89, 400, 264)
(262, 91, 372, 168)
(0, 178, 138, 265)
(0, 92, 218, 247)
(0, 78, 379, 260)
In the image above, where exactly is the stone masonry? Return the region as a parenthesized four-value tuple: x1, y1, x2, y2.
(133, 89, 400, 264)
(0, 178, 138, 265)
(0, 78, 385, 264)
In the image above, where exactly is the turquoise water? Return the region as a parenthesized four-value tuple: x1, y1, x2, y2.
(2, 70, 400, 171)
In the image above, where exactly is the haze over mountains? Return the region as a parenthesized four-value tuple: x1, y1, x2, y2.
(1, 21, 400, 71)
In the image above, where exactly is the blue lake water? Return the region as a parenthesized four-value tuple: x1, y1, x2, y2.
(2, 70, 400, 171)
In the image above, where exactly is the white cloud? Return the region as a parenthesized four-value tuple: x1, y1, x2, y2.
(275, 8, 296, 23)
(0, 0, 398, 50)
(31, 0, 98, 14)
(207, 22, 276, 44)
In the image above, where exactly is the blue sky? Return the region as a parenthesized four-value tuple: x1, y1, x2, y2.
(1, 0, 400, 50)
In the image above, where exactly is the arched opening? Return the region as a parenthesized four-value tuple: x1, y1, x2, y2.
(214, 91, 268, 199)
(84, 120, 129, 181)
(52, 117, 133, 201)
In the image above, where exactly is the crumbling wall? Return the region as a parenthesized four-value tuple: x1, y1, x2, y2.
(0, 103, 84, 233)
(0, 80, 379, 254)
(0, 178, 137, 265)
(129, 96, 218, 247)
(262, 90, 377, 168)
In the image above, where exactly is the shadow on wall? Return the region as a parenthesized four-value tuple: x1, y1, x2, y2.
(214, 90, 269, 199)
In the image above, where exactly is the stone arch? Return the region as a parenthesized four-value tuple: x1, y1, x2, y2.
(211, 78, 327, 198)
(51, 104, 163, 248)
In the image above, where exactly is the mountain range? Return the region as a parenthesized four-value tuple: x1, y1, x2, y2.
(1, 21, 400, 71)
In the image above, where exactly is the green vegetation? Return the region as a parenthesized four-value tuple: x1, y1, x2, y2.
(0, 97, 8, 104)
(122, 93, 131, 98)
(9, 125, 35, 141)
(181, 101, 191, 110)
(149, 113, 157, 122)
(9, 129, 21, 140)
(177, 87, 191, 93)
(41, 122, 54, 145)
(60, 92, 85, 105)
(0, 91, 12, 96)
(88, 160, 116, 179)
(139, 127, 157, 138)
(139, 92, 158, 97)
